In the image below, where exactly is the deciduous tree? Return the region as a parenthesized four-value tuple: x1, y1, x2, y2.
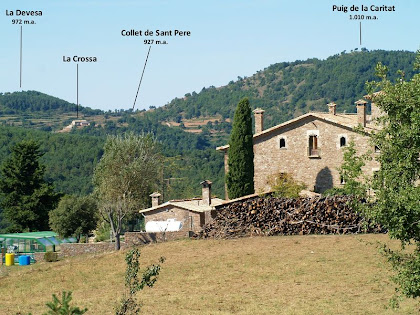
(324, 140, 370, 198)
(49, 195, 98, 242)
(364, 51, 420, 302)
(93, 133, 162, 250)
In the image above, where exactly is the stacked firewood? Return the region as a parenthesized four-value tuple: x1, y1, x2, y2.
(195, 196, 384, 239)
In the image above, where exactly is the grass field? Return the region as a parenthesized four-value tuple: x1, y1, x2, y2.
(1, 234, 418, 314)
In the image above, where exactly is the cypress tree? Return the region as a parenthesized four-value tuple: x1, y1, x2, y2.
(226, 98, 254, 199)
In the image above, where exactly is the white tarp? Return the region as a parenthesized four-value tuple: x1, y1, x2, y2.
(145, 219, 183, 232)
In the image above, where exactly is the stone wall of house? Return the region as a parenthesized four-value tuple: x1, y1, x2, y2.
(143, 206, 203, 232)
(253, 116, 380, 193)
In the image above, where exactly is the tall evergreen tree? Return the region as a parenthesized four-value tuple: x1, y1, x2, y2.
(0, 140, 59, 232)
(226, 98, 254, 199)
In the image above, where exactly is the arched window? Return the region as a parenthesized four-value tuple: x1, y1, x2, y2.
(279, 138, 286, 148)
(340, 136, 346, 147)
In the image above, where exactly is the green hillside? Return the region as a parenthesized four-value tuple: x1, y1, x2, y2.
(148, 49, 416, 130)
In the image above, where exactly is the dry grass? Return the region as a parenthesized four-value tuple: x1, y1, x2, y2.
(1, 234, 419, 314)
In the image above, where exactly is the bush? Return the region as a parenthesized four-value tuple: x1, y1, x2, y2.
(267, 173, 306, 198)
(44, 252, 58, 262)
(323, 187, 346, 196)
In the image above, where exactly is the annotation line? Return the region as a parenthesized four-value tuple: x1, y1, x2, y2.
(77, 64, 79, 118)
(20, 26, 22, 88)
(132, 45, 152, 110)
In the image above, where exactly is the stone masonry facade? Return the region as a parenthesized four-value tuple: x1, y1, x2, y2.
(142, 206, 203, 232)
(218, 100, 382, 196)
(253, 115, 379, 193)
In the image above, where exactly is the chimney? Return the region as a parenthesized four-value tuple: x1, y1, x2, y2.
(253, 108, 265, 134)
(355, 99, 367, 127)
(200, 180, 212, 206)
(364, 91, 384, 123)
(327, 102, 337, 115)
(149, 192, 161, 207)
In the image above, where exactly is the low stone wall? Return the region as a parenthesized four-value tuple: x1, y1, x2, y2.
(125, 231, 192, 246)
(33, 252, 47, 262)
(33, 231, 192, 261)
(60, 242, 117, 257)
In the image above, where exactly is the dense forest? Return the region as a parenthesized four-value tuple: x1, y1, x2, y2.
(0, 49, 416, 209)
(0, 125, 223, 199)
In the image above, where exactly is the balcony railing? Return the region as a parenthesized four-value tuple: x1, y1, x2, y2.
(307, 147, 321, 158)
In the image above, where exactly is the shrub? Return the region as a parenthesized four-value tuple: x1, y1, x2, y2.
(44, 252, 58, 262)
(267, 173, 306, 198)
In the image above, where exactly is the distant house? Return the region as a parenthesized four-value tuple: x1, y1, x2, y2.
(217, 98, 381, 197)
(71, 120, 90, 127)
(139, 180, 224, 233)
(57, 119, 90, 133)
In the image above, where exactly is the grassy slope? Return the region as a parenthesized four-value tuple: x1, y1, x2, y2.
(1, 234, 418, 314)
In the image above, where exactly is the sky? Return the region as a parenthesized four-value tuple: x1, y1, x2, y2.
(0, 0, 419, 111)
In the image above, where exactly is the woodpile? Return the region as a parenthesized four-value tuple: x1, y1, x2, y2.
(195, 196, 384, 239)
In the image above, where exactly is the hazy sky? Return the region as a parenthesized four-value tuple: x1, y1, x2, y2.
(0, 0, 418, 111)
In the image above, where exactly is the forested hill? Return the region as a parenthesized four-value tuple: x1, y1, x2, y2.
(0, 91, 102, 116)
(1, 50, 415, 139)
(148, 49, 416, 129)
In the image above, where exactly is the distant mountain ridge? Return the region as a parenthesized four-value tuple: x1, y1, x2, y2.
(0, 50, 415, 134)
(148, 49, 416, 130)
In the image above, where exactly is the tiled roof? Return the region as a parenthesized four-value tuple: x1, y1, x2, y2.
(217, 112, 379, 151)
(139, 197, 225, 213)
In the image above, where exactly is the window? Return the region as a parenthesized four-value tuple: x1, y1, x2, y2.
(308, 135, 320, 157)
(337, 134, 348, 148)
(374, 145, 380, 153)
(279, 138, 286, 149)
(340, 175, 345, 185)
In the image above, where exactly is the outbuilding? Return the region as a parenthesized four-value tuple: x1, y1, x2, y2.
(139, 180, 224, 233)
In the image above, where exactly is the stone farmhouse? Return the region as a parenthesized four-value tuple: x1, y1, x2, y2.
(217, 98, 382, 198)
(139, 180, 224, 233)
(139, 97, 382, 232)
